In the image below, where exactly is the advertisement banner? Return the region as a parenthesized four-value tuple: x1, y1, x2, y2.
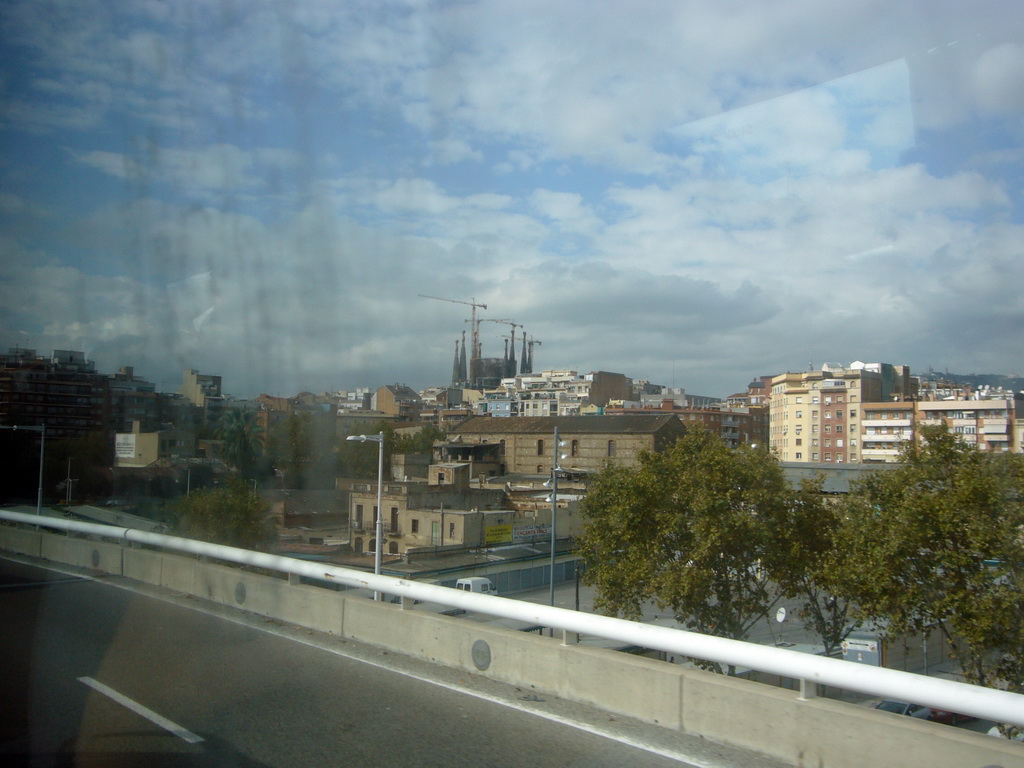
(484, 524, 513, 545)
(513, 523, 551, 542)
(115, 433, 136, 460)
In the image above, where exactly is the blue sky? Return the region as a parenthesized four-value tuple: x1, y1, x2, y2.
(2, 1, 1023, 397)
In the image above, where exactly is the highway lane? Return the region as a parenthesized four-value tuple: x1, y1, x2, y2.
(0, 555, 789, 768)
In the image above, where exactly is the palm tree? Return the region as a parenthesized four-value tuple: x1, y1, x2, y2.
(218, 407, 263, 481)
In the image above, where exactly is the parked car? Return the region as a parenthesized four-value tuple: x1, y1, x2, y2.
(874, 700, 973, 725)
(875, 700, 931, 719)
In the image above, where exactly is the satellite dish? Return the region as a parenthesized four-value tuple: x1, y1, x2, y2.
(775, 607, 787, 624)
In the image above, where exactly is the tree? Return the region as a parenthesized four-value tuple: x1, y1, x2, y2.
(175, 479, 275, 549)
(837, 425, 1024, 690)
(578, 428, 791, 672)
(768, 477, 858, 655)
(267, 413, 314, 488)
(218, 407, 264, 481)
(335, 423, 445, 481)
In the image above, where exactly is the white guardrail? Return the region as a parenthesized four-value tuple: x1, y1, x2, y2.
(3, 508, 1024, 727)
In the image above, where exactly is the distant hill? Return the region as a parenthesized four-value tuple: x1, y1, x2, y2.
(920, 370, 1024, 393)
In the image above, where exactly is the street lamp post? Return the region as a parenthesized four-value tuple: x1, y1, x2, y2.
(0, 423, 46, 516)
(346, 431, 385, 600)
(546, 426, 568, 608)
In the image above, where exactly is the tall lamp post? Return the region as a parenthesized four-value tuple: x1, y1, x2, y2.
(545, 426, 568, 608)
(346, 431, 385, 600)
(0, 423, 46, 516)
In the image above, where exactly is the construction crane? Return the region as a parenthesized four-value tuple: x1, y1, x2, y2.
(418, 295, 488, 362)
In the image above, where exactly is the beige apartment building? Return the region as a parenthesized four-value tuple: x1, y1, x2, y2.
(770, 362, 914, 463)
(773, 363, 1018, 463)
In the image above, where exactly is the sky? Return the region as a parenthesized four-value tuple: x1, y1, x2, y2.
(1, 1, 1023, 399)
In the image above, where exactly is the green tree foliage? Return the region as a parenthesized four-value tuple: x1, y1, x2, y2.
(336, 423, 446, 480)
(769, 478, 857, 655)
(175, 479, 275, 549)
(578, 428, 791, 670)
(218, 407, 264, 481)
(838, 425, 1024, 690)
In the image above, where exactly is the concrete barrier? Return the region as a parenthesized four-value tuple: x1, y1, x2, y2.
(123, 546, 164, 586)
(191, 561, 345, 635)
(0, 525, 42, 558)
(4, 524, 1022, 768)
(38, 535, 123, 575)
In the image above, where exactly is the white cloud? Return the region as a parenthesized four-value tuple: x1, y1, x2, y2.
(973, 43, 1024, 116)
(427, 138, 482, 165)
(2, 1, 1023, 398)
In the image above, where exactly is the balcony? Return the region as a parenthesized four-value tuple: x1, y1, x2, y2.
(861, 419, 911, 428)
(862, 447, 899, 458)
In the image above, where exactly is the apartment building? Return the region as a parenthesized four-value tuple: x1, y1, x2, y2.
(859, 401, 916, 462)
(372, 383, 423, 421)
(478, 370, 633, 417)
(0, 348, 111, 440)
(774, 362, 1019, 463)
(770, 362, 915, 463)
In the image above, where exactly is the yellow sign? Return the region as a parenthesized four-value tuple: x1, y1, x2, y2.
(485, 524, 513, 544)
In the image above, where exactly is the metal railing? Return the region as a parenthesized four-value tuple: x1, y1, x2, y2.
(3, 508, 1024, 727)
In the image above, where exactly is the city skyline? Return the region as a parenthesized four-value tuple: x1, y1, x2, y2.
(2, 2, 1022, 398)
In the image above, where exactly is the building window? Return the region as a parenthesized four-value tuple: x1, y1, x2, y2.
(449, 522, 456, 539)
(824, 410, 831, 419)
(836, 424, 843, 433)
(608, 440, 616, 457)
(355, 504, 363, 527)
(795, 438, 802, 446)
(537, 439, 544, 456)
(795, 411, 802, 418)
(390, 507, 399, 533)
(795, 452, 802, 459)
(571, 439, 579, 457)
(411, 519, 419, 534)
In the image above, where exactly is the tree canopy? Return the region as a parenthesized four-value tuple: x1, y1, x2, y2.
(578, 428, 791, 666)
(580, 423, 1024, 687)
(837, 425, 1024, 690)
(218, 407, 264, 481)
(175, 478, 275, 549)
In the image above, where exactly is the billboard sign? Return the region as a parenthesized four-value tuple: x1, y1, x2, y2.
(115, 433, 136, 460)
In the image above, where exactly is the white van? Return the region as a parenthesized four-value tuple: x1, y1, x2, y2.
(455, 577, 498, 596)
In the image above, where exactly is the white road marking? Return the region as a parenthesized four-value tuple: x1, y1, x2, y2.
(77, 676, 204, 744)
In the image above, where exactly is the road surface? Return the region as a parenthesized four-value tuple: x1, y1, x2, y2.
(0, 555, 790, 768)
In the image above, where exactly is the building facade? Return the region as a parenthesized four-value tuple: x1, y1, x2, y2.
(0, 348, 110, 440)
(439, 414, 687, 476)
